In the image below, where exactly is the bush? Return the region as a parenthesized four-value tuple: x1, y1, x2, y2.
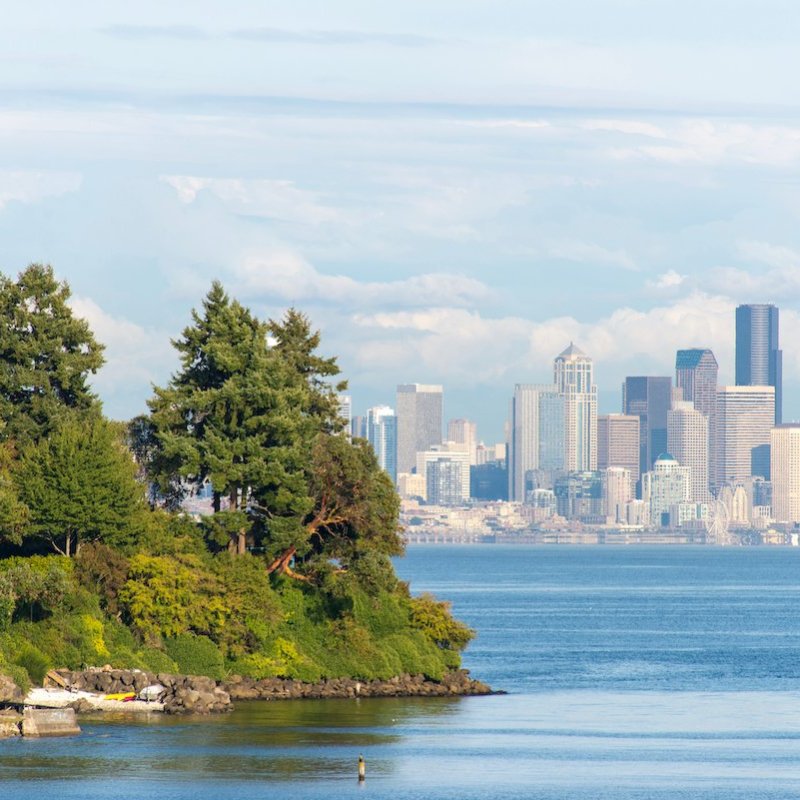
(137, 648, 178, 674)
(13, 643, 50, 685)
(165, 634, 225, 680)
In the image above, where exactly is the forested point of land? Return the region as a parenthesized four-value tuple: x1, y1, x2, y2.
(0, 265, 472, 691)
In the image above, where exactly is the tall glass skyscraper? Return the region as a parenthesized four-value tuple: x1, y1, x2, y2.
(395, 384, 443, 475)
(366, 405, 398, 483)
(735, 304, 782, 424)
(554, 343, 597, 472)
(623, 376, 672, 479)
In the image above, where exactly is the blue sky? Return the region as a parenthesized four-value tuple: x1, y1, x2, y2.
(3, 1, 800, 442)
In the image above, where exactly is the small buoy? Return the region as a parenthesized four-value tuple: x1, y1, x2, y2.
(358, 754, 366, 782)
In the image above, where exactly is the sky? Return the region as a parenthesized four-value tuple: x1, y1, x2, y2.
(3, 1, 800, 442)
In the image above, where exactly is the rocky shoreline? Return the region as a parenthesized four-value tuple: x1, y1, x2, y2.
(0, 667, 497, 736)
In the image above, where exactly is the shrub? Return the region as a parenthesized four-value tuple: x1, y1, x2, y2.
(13, 643, 50, 685)
(137, 648, 178, 674)
(165, 634, 225, 680)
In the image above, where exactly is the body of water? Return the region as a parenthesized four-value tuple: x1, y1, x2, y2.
(4, 545, 800, 799)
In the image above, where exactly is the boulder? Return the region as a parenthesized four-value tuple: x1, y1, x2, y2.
(0, 674, 23, 704)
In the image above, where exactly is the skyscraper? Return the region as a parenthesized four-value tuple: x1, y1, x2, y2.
(366, 405, 398, 483)
(417, 444, 471, 505)
(603, 466, 632, 523)
(554, 343, 597, 472)
(508, 384, 564, 502)
(623, 376, 672, 478)
(447, 418, 478, 465)
(597, 413, 640, 491)
(337, 394, 352, 438)
(667, 401, 709, 503)
(736, 304, 782, 424)
(641, 454, 691, 525)
(675, 348, 718, 486)
(716, 385, 775, 485)
(770, 424, 800, 524)
(396, 384, 443, 475)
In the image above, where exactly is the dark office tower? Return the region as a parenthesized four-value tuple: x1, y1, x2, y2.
(736, 304, 782, 424)
(675, 348, 718, 489)
(623, 376, 672, 481)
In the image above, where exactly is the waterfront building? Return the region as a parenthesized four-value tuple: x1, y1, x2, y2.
(554, 343, 597, 472)
(736, 304, 782, 424)
(597, 413, 640, 492)
(770, 424, 800, 524)
(623, 376, 672, 478)
(641, 454, 690, 526)
(554, 471, 603, 521)
(366, 405, 398, 483)
(602, 466, 632, 523)
(675, 348, 718, 487)
(448, 419, 478, 465)
(508, 384, 564, 502)
(667, 401, 710, 503)
(416, 443, 470, 505)
(397, 472, 426, 501)
(715, 386, 774, 485)
(396, 384, 443, 475)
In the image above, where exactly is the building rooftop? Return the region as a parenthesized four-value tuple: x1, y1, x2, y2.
(675, 348, 717, 369)
(556, 341, 588, 360)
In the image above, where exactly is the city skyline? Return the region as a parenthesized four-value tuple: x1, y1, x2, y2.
(5, 5, 800, 442)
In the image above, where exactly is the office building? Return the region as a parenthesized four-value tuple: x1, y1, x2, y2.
(337, 394, 352, 438)
(448, 419, 478, 465)
(716, 386, 774, 485)
(350, 415, 366, 440)
(771, 424, 800, 524)
(396, 384, 443, 475)
(470, 462, 508, 501)
(736, 304, 782, 423)
(366, 405, 398, 483)
(508, 384, 564, 502)
(416, 444, 470, 505)
(623, 376, 672, 478)
(675, 348, 718, 486)
(554, 472, 603, 521)
(598, 413, 640, 491)
(603, 466, 632, 523)
(667, 401, 710, 503)
(554, 343, 597, 472)
(641, 454, 690, 526)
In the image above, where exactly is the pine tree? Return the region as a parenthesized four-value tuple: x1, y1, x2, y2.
(0, 264, 104, 444)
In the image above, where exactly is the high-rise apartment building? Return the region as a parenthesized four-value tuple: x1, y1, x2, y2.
(337, 394, 352, 438)
(667, 401, 709, 503)
(597, 413, 640, 491)
(641, 454, 690, 525)
(416, 444, 470, 505)
(447, 419, 478, 465)
(770, 424, 800, 524)
(366, 405, 398, 483)
(736, 304, 782, 424)
(396, 384, 443, 475)
(603, 466, 632, 523)
(508, 384, 564, 502)
(554, 343, 597, 472)
(675, 348, 718, 486)
(623, 376, 672, 478)
(716, 386, 775, 485)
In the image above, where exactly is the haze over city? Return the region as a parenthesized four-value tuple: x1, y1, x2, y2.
(4, 2, 800, 441)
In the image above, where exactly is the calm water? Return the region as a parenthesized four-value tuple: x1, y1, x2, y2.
(4, 545, 800, 799)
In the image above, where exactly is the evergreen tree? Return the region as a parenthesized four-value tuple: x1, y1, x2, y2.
(148, 283, 313, 555)
(0, 265, 104, 444)
(15, 416, 143, 556)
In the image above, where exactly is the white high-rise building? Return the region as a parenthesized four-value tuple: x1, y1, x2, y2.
(508, 384, 564, 502)
(715, 386, 775, 485)
(366, 405, 398, 483)
(771, 424, 800, 524)
(447, 419, 478, 465)
(641, 454, 690, 524)
(603, 467, 632, 523)
(554, 343, 597, 472)
(337, 394, 352, 438)
(396, 384, 443, 476)
(416, 443, 470, 505)
(667, 401, 710, 503)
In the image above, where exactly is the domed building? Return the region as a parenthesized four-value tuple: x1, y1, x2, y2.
(641, 454, 691, 526)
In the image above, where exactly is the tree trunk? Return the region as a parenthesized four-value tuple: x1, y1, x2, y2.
(237, 529, 246, 555)
(65, 533, 71, 558)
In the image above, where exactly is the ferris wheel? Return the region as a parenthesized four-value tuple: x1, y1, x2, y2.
(705, 499, 731, 545)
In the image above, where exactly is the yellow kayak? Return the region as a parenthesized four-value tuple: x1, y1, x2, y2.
(104, 692, 136, 701)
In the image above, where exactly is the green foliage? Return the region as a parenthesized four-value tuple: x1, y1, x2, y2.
(410, 593, 475, 657)
(119, 553, 228, 642)
(13, 643, 50, 685)
(0, 264, 104, 446)
(165, 634, 225, 680)
(75, 543, 130, 616)
(15, 416, 144, 556)
(137, 648, 178, 674)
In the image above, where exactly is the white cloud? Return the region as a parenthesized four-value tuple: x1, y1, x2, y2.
(649, 270, 685, 289)
(0, 170, 81, 210)
(582, 119, 667, 138)
(234, 252, 493, 309)
(545, 240, 637, 270)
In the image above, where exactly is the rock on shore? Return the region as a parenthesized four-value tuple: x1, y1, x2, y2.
(223, 669, 495, 701)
